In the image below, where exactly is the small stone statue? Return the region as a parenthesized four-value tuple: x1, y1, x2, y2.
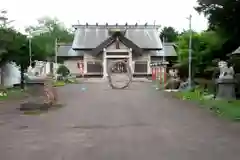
(218, 61, 234, 79)
(169, 69, 179, 79)
(165, 69, 181, 90)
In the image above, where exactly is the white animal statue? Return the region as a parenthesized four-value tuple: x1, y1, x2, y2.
(218, 61, 234, 79)
(169, 69, 179, 79)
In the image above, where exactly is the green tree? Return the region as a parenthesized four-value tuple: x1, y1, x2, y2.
(25, 17, 74, 57)
(160, 26, 179, 42)
(0, 28, 16, 88)
(25, 17, 74, 73)
(196, 0, 240, 58)
(0, 28, 47, 89)
(176, 30, 225, 78)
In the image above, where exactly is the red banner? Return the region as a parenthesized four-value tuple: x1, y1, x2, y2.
(152, 67, 156, 81)
(77, 62, 84, 75)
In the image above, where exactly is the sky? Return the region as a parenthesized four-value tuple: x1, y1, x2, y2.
(1, 0, 208, 33)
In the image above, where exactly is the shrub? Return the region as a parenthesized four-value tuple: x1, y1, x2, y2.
(56, 65, 70, 79)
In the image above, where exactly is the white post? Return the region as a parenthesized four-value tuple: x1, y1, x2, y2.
(83, 54, 87, 74)
(148, 51, 151, 75)
(129, 48, 133, 73)
(103, 48, 107, 79)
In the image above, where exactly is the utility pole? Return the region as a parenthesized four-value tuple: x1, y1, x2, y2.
(54, 38, 58, 80)
(28, 35, 32, 66)
(162, 36, 165, 62)
(187, 14, 192, 89)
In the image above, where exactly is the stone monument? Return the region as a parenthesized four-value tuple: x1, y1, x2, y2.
(215, 61, 236, 100)
(20, 68, 58, 111)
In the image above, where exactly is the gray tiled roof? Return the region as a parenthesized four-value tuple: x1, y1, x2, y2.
(150, 43, 177, 57)
(57, 45, 84, 57)
(72, 26, 162, 49)
(57, 42, 177, 57)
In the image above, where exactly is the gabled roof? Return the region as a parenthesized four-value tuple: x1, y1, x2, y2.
(72, 25, 162, 50)
(92, 31, 142, 56)
(57, 43, 177, 57)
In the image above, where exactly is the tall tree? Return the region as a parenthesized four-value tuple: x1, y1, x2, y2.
(196, 0, 240, 58)
(0, 28, 47, 89)
(25, 17, 74, 57)
(160, 26, 179, 42)
(0, 28, 16, 88)
(176, 30, 225, 78)
(25, 17, 74, 73)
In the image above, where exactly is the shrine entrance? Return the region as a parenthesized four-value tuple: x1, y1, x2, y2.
(107, 58, 129, 73)
(102, 48, 133, 78)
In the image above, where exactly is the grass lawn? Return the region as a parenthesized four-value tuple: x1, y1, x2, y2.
(0, 88, 25, 101)
(176, 90, 240, 121)
(53, 81, 66, 87)
(53, 78, 79, 87)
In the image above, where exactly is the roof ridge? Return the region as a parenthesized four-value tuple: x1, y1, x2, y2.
(73, 25, 160, 29)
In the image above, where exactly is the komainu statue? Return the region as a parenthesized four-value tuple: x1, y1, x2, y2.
(215, 61, 236, 100)
(218, 61, 234, 79)
(164, 69, 181, 90)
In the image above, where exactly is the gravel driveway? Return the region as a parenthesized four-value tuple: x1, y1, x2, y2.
(0, 82, 240, 160)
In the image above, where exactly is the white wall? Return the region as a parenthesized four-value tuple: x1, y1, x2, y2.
(0, 63, 20, 87)
(0, 61, 58, 87)
(64, 59, 81, 74)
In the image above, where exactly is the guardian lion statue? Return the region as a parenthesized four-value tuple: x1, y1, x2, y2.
(218, 61, 234, 79)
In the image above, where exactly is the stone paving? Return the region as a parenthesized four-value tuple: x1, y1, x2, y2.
(0, 82, 240, 160)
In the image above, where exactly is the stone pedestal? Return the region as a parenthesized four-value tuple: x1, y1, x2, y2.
(20, 77, 58, 111)
(165, 78, 181, 90)
(215, 78, 236, 100)
(20, 79, 46, 111)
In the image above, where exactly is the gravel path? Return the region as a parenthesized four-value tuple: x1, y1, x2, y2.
(0, 82, 240, 160)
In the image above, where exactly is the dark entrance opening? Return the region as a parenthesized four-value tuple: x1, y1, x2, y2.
(107, 58, 129, 73)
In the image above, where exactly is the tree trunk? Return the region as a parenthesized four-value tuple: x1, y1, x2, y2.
(20, 64, 25, 90)
(50, 62, 54, 74)
(0, 65, 6, 93)
(0, 65, 5, 87)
